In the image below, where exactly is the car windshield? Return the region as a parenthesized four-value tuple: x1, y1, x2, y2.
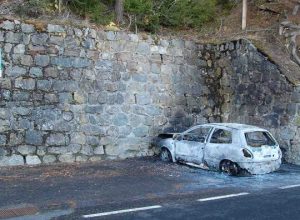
(245, 131, 276, 147)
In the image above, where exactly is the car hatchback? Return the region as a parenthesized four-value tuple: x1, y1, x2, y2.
(157, 123, 282, 175)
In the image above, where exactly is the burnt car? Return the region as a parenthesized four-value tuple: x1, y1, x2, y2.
(157, 123, 282, 175)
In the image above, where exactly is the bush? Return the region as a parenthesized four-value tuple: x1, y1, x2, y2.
(125, 0, 218, 32)
(15, 0, 56, 18)
(159, 0, 217, 29)
(66, 0, 114, 24)
(124, 0, 159, 32)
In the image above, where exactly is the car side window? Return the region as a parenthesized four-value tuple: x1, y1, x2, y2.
(182, 127, 211, 143)
(210, 129, 232, 144)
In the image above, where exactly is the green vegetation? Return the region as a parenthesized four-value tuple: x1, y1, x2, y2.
(67, 0, 115, 24)
(15, 0, 57, 18)
(15, 0, 237, 32)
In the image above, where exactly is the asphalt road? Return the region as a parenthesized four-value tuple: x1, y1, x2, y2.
(63, 187, 300, 220)
(1, 157, 300, 220)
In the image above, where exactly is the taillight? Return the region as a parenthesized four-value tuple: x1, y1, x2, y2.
(243, 148, 253, 158)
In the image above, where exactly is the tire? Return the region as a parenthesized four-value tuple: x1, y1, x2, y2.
(160, 148, 172, 162)
(220, 160, 240, 176)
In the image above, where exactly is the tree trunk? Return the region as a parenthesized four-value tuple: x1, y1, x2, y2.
(242, 0, 247, 30)
(115, 0, 124, 24)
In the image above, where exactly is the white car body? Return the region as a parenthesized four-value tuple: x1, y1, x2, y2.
(157, 123, 282, 175)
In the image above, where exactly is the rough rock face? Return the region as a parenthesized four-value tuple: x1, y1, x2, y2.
(0, 19, 299, 166)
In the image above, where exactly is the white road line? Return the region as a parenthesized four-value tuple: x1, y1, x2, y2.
(279, 184, 300, 189)
(82, 205, 162, 218)
(197, 192, 249, 202)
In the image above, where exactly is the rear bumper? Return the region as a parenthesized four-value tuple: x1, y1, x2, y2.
(238, 158, 281, 175)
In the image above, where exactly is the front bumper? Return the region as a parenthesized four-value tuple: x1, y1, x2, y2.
(238, 158, 282, 175)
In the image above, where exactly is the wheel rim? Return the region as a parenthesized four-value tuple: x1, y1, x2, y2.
(161, 150, 170, 161)
(221, 161, 239, 176)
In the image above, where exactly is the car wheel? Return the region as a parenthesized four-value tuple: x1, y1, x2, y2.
(220, 160, 240, 176)
(160, 148, 172, 162)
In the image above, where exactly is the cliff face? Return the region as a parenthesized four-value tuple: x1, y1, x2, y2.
(0, 19, 300, 166)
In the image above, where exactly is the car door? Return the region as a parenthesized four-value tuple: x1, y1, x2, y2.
(204, 127, 234, 165)
(175, 126, 212, 164)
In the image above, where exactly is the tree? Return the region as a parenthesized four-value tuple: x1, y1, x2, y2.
(242, 0, 247, 30)
(115, 0, 124, 24)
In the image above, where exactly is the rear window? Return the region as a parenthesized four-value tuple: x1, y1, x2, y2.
(245, 131, 276, 147)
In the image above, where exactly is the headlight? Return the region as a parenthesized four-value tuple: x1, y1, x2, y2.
(242, 148, 253, 158)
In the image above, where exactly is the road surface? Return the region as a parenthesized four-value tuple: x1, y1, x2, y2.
(0, 157, 300, 219)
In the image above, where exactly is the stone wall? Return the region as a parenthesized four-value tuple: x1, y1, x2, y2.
(0, 20, 220, 166)
(0, 19, 300, 166)
(214, 40, 300, 164)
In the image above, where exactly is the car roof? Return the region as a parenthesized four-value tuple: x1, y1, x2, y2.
(203, 123, 267, 132)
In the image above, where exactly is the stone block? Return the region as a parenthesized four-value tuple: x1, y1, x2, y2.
(21, 23, 35, 33)
(113, 113, 128, 126)
(37, 80, 52, 91)
(4, 43, 12, 52)
(0, 148, 7, 157)
(136, 94, 151, 105)
(58, 154, 75, 163)
(87, 136, 100, 146)
(17, 145, 36, 155)
(81, 125, 105, 136)
(67, 144, 81, 154)
(70, 132, 86, 145)
(73, 92, 86, 104)
(85, 105, 103, 114)
(13, 91, 30, 101)
(46, 133, 69, 146)
(107, 93, 124, 105)
(63, 111, 74, 121)
(94, 146, 104, 155)
(292, 91, 300, 103)
(0, 78, 11, 89)
(35, 55, 50, 67)
(5, 66, 26, 78)
(81, 145, 93, 156)
(133, 126, 149, 137)
(9, 133, 24, 146)
(26, 155, 41, 165)
(12, 107, 32, 116)
(5, 32, 21, 43)
(44, 67, 58, 78)
(49, 36, 64, 45)
(89, 156, 102, 162)
(74, 28, 83, 37)
(0, 155, 24, 166)
(47, 24, 65, 33)
(21, 55, 34, 66)
(45, 93, 58, 103)
(15, 78, 35, 90)
(43, 155, 57, 163)
(0, 135, 6, 145)
(1, 20, 14, 30)
(37, 146, 46, 156)
(32, 33, 48, 45)
(14, 44, 25, 54)
(29, 67, 43, 78)
(76, 155, 88, 162)
(25, 130, 43, 145)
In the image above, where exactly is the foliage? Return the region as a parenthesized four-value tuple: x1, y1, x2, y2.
(15, 0, 57, 18)
(66, 0, 114, 24)
(124, 0, 159, 32)
(158, 0, 217, 29)
(15, 0, 238, 32)
(124, 0, 219, 32)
